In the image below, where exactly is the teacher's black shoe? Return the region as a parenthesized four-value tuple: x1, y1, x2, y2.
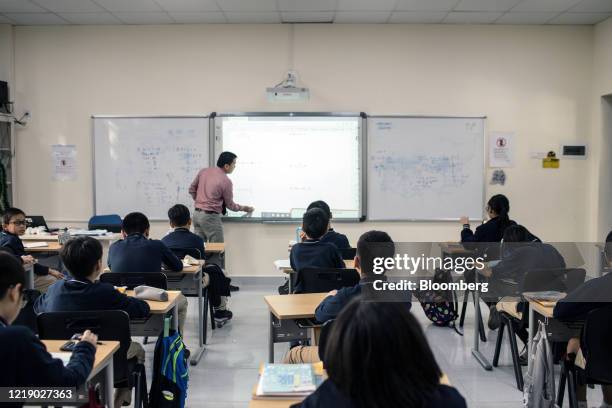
(229, 284, 240, 292)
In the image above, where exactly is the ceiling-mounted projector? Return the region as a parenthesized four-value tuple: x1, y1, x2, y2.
(266, 71, 309, 102)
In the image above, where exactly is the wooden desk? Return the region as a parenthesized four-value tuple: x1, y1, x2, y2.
(43, 340, 120, 408)
(264, 293, 328, 363)
(124, 290, 180, 334)
(24, 241, 62, 253)
(205, 242, 225, 253)
(165, 260, 208, 365)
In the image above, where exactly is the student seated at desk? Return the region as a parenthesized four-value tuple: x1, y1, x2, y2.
(553, 253, 612, 408)
(0, 207, 64, 292)
(306, 200, 350, 250)
(0, 252, 98, 392)
(162, 204, 233, 323)
(460, 194, 516, 244)
(280, 208, 345, 294)
(294, 300, 466, 408)
(108, 212, 188, 333)
(283, 230, 411, 364)
(35, 236, 149, 406)
(484, 225, 565, 339)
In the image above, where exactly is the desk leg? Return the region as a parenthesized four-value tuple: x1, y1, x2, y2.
(528, 306, 534, 372)
(472, 272, 492, 371)
(190, 268, 206, 366)
(26, 265, 34, 290)
(105, 358, 114, 408)
(172, 304, 179, 332)
(269, 312, 274, 363)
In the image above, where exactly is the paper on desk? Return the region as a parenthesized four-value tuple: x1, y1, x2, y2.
(23, 242, 49, 249)
(51, 352, 72, 366)
(274, 260, 291, 270)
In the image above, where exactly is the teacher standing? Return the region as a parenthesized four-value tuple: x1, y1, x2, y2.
(189, 151, 254, 247)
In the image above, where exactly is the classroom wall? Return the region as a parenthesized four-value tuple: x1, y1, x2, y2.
(0, 25, 13, 88)
(11, 24, 597, 276)
(593, 17, 612, 241)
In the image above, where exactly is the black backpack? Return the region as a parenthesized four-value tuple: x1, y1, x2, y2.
(416, 268, 462, 335)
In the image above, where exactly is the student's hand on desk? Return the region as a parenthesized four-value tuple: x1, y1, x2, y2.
(243, 206, 255, 213)
(327, 289, 338, 297)
(21, 255, 36, 265)
(460, 216, 469, 226)
(79, 330, 98, 348)
(49, 269, 65, 279)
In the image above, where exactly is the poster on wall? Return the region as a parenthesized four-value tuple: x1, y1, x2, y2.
(489, 132, 515, 168)
(51, 144, 77, 181)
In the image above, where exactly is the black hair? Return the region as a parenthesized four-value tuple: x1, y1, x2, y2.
(216, 151, 237, 168)
(324, 299, 442, 408)
(606, 230, 612, 243)
(356, 230, 394, 276)
(605, 230, 612, 263)
(60, 237, 103, 280)
(2, 207, 25, 226)
(0, 251, 26, 299)
(168, 204, 190, 227)
(302, 208, 329, 240)
(307, 200, 332, 219)
(122, 212, 150, 235)
(487, 194, 512, 233)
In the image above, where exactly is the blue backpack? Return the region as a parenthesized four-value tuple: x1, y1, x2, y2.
(149, 327, 189, 408)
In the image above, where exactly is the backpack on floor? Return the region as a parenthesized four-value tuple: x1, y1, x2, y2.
(149, 322, 189, 408)
(417, 268, 462, 334)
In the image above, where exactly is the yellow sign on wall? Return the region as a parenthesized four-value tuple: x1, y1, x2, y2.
(543, 151, 560, 168)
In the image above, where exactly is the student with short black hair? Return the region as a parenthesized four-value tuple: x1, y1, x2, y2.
(108, 212, 189, 332)
(283, 230, 410, 364)
(35, 236, 149, 406)
(296, 300, 466, 408)
(162, 204, 233, 323)
(282, 208, 344, 294)
(0, 207, 64, 292)
(0, 251, 98, 391)
(306, 200, 350, 250)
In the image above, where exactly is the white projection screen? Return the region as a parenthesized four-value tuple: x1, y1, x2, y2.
(213, 113, 364, 221)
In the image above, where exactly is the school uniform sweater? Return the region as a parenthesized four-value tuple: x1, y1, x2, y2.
(0, 231, 49, 276)
(108, 233, 182, 273)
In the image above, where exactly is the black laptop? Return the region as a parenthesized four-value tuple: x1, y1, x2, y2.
(25, 215, 59, 233)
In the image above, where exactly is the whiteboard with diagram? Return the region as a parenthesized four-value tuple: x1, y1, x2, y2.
(367, 116, 485, 221)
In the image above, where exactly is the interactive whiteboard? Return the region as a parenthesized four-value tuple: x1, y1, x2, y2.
(93, 116, 209, 220)
(213, 113, 364, 221)
(367, 116, 485, 221)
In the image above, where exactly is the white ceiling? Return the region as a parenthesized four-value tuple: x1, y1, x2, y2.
(0, 0, 610, 25)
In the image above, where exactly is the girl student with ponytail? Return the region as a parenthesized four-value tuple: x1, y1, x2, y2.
(460, 194, 516, 243)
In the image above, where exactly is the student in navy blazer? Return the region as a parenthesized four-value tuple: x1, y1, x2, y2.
(161, 204, 233, 323)
(460, 194, 517, 246)
(108, 212, 188, 334)
(0, 251, 98, 396)
(35, 236, 149, 406)
(0, 207, 64, 292)
(306, 200, 350, 250)
(283, 230, 411, 364)
(295, 300, 466, 408)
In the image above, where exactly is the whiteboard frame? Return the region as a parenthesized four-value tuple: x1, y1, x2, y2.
(213, 112, 366, 223)
(366, 115, 487, 222)
(91, 114, 210, 220)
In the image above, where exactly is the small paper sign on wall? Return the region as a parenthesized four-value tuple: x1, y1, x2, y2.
(489, 132, 515, 168)
(52, 144, 77, 181)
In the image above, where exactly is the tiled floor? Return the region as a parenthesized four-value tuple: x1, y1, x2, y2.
(137, 279, 605, 407)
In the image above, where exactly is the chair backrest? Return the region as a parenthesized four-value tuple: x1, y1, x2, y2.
(37, 310, 131, 383)
(12, 289, 41, 333)
(169, 247, 202, 260)
(296, 267, 360, 294)
(583, 305, 612, 384)
(100, 272, 168, 290)
(88, 214, 122, 233)
(338, 247, 356, 260)
(521, 268, 586, 294)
